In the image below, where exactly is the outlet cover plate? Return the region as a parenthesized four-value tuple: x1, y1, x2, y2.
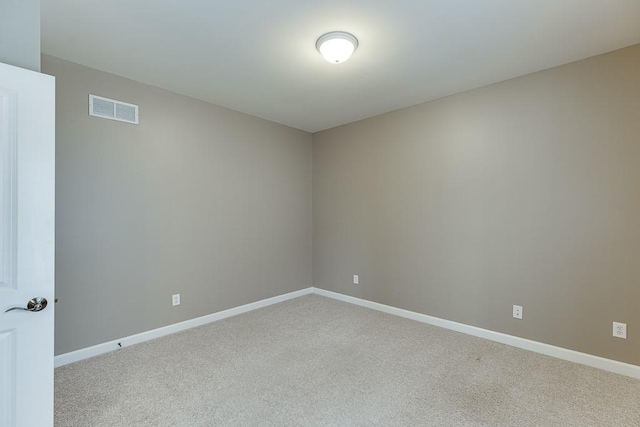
(172, 294, 181, 306)
(613, 322, 627, 339)
(513, 305, 523, 319)
(353, 275, 359, 285)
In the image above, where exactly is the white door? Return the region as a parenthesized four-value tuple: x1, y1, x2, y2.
(0, 62, 55, 426)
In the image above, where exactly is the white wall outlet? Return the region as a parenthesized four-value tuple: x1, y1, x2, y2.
(353, 275, 359, 285)
(613, 322, 627, 339)
(513, 305, 523, 319)
(172, 294, 181, 306)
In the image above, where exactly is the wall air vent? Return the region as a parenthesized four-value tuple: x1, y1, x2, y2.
(89, 94, 138, 125)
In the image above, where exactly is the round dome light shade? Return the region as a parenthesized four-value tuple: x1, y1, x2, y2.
(316, 32, 359, 64)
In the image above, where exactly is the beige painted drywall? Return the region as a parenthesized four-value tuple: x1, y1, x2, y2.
(43, 55, 312, 355)
(313, 44, 640, 365)
(0, 0, 40, 71)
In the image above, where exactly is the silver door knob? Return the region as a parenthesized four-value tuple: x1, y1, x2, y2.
(5, 297, 48, 313)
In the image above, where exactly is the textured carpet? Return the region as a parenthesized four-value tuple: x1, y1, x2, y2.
(55, 295, 640, 426)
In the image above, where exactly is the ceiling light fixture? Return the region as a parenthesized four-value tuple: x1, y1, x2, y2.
(316, 31, 359, 64)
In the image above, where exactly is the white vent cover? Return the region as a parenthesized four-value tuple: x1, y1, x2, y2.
(89, 94, 138, 124)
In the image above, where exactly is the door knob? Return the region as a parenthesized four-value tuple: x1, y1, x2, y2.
(5, 297, 48, 313)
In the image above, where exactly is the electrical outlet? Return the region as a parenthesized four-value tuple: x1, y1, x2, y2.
(613, 322, 627, 339)
(172, 294, 180, 306)
(353, 275, 359, 285)
(513, 305, 523, 320)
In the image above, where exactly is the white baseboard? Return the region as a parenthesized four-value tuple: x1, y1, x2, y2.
(312, 287, 640, 380)
(54, 287, 314, 368)
(56, 285, 640, 380)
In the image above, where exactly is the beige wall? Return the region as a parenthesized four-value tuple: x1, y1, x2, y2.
(43, 55, 313, 355)
(0, 0, 40, 71)
(313, 44, 640, 365)
(47, 43, 640, 365)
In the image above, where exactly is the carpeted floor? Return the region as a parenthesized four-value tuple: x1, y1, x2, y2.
(55, 295, 640, 426)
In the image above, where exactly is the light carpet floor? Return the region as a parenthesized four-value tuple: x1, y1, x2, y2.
(55, 294, 640, 426)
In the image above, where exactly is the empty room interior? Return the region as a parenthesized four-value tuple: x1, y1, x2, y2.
(2, 1, 640, 426)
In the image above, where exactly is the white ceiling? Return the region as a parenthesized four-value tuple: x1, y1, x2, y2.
(41, 1, 640, 133)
